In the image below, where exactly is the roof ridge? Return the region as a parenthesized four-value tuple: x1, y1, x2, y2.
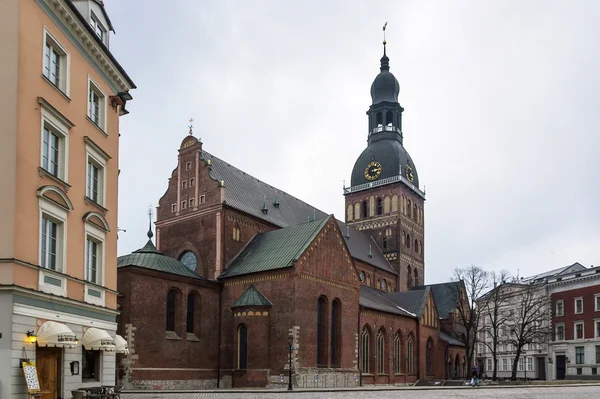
(289, 217, 331, 263)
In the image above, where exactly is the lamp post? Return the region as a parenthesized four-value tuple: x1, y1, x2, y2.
(287, 334, 294, 391)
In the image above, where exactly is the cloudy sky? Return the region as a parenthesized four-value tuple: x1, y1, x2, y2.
(107, 0, 600, 284)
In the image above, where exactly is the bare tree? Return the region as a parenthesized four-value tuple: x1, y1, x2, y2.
(504, 281, 551, 380)
(478, 270, 511, 380)
(451, 265, 491, 373)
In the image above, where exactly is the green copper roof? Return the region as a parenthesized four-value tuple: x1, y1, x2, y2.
(219, 217, 330, 279)
(117, 238, 204, 280)
(232, 285, 273, 308)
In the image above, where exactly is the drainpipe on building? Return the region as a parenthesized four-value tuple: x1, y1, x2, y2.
(216, 283, 223, 388)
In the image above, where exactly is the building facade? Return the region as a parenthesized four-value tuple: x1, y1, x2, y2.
(116, 44, 466, 389)
(0, 1, 134, 398)
(547, 266, 600, 380)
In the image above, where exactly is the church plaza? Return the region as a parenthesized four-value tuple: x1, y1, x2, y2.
(121, 385, 600, 399)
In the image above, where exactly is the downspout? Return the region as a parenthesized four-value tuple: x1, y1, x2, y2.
(358, 305, 362, 386)
(216, 282, 223, 388)
(416, 319, 421, 380)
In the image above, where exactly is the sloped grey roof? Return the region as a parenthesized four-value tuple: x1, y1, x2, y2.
(384, 288, 430, 318)
(414, 282, 460, 320)
(522, 262, 587, 283)
(203, 151, 327, 227)
(440, 331, 464, 347)
(336, 221, 397, 275)
(232, 285, 273, 308)
(117, 238, 204, 280)
(360, 286, 416, 318)
(219, 218, 329, 279)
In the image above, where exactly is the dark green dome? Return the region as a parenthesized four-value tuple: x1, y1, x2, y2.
(350, 140, 419, 188)
(370, 54, 400, 104)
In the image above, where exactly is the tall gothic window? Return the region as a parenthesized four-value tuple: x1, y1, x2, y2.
(407, 267, 413, 288)
(394, 333, 402, 374)
(331, 299, 341, 367)
(186, 293, 197, 334)
(426, 338, 433, 375)
(238, 324, 248, 369)
(407, 334, 414, 374)
(362, 201, 368, 218)
(406, 234, 411, 248)
(385, 111, 393, 126)
(377, 198, 383, 215)
(166, 289, 178, 332)
(317, 296, 328, 367)
(414, 268, 419, 286)
(361, 327, 370, 373)
(377, 329, 385, 374)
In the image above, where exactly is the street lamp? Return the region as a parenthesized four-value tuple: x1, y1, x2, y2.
(287, 334, 294, 391)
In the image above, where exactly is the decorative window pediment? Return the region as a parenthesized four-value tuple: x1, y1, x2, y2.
(37, 185, 73, 211)
(83, 211, 110, 232)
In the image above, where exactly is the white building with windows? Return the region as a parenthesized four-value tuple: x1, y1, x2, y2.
(0, 0, 134, 398)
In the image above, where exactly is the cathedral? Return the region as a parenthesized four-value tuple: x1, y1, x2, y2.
(116, 43, 466, 389)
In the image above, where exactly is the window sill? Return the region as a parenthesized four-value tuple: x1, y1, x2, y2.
(186, 333, 200, 342)
(376, 373, 389, 376)
(165, 331, 181, 340)
(86, 116, 108, 137)
(42, 75, 71, 101)
(84, 196, 108, 215)
(38, 167, 71, 193)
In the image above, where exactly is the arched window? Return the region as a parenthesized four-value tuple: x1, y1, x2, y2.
(385, 111, 393, 126)
(426, 338, 433, 375)
(407, 334, 414, 374)
(401, 231, 406, 245)
(233, 225, 241, 241)
(376, 198, 383, 215)
(361, 327, 370, 373)
(413, 204, 417, 220)
(347, 204, 353, 222)
(407, 199, 412, 217)
(367, 275, 371, 286)
(420, 241, 423, 255)
(406, 234, 411, 248)
(414, 238, 418, 252)
(179, 251, 197, 272)
(331, 299, 341, 368)
(317, 296, 328, 367)
(186, 292, 199, 334)
(377, 329, 385, 374)
(394, 333, 402, 374)
(407, 267, 413, 289)
(362, 201, 368, 218)
(166, 289, 178, 332)
(414, 268, 419, 286)
(238, 324, 248, 369)
(383, 227, 392, 250)
(384, 196, 391, 213)
(391, 195, 398, 212)
(354, 203, 361, 220)
(376, 112, 383, 126)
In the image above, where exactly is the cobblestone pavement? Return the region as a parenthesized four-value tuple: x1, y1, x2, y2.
(122, 385, 599, 399)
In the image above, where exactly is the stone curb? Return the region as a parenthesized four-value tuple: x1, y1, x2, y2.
(122, 382, 600, 394)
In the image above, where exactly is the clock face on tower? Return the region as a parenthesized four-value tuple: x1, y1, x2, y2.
(364, 161, 382, 181)
(405, 165, 414, 183)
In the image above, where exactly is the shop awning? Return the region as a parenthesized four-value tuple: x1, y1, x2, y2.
(82, 327, 115, 351)
(114, 334, 129, 354)
(37, 321, 77, 349)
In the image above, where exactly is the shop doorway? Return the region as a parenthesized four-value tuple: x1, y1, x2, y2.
(556, 355, 566, 380)
(36, 347, 61, 399)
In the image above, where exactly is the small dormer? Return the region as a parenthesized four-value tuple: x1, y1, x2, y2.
(71, 0, 115, 48)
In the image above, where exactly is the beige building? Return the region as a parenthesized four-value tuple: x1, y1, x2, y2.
(0, 0, 135, 398)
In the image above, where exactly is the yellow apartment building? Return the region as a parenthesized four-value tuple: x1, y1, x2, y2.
(0, 0, 135, 397)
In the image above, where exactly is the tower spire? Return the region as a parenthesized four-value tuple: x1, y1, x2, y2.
(380, 22, 389, 71)
(147, 204, 153, 239)
(382, 22, 387, 56)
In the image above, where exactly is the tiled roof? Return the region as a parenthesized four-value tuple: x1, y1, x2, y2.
(201, 150, 396, 275)
(203, 151, 328, 227)
(232, 285, 272, 308)
(440, 331, 464, 347)
(415, 282, 460, 319)
(522, 262, 587, 283)
(384, 288, 430, 318)
(336, 221, 397, 275)
(117, 239, 204, 280)
(219, 217, 329, 279)
(360, 286, 416, 318)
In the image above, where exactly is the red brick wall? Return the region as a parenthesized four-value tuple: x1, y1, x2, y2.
(355, 259, 398, 292)
(551, 283, 600, 340)
(117, 267, 221, 381)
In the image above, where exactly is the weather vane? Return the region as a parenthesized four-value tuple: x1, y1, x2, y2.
(382, 22, 387, 45)
(188, 118, 194, 135)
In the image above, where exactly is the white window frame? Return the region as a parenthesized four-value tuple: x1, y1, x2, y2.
(575, 297, 584, 314)
(42, 28, 70, 95)
(40, 104, 70, 182)
(186, 162, 191, 170)
(527, 357, 533, 371)
(83, 222, 106, 307)
(189, 198, 194, 208)
(171, 204, 176, 213)
(90, 12, 107, 44)
(87, 77, 107, 131)
(595, 294, 600, 312)
(182, 180, 187, 189)
(502, 358, 507, 371)
(190, 178, 195, 186)
(85, 142, 108, 206)
(555, 323, 565, 341)
(199, 194, 206, 204)
(518, 358, 524, 371)
(556, 300, 564, 317)
(487, 358, 492, 371)
(38, 198, 68, 297)
(181, 200, 187, 210)
(574, 321, 585, 340)
(595, 319, 600, 339)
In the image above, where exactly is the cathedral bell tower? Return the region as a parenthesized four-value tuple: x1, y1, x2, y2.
(343, 37, 425, 292)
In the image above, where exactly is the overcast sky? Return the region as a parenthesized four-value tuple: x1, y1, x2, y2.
(107, 0, 600, 284)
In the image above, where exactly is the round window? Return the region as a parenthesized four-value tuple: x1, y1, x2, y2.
(179, 251, 197, 271)
(381, 280, 387, 290)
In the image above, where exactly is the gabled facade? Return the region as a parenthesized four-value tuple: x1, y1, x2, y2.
(0, 0, 134, 398)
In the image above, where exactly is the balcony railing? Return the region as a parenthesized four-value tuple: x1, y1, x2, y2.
(343, 174, 426, 199)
